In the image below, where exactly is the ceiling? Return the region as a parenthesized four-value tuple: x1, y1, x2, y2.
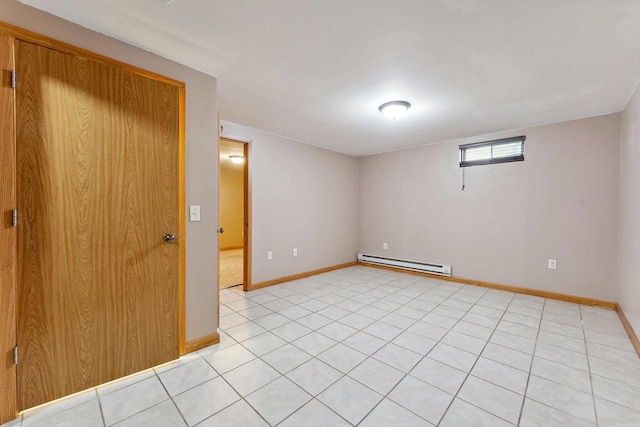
(19, 0, 640, 157)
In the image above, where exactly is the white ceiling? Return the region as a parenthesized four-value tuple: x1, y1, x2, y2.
(19, 0, 640, 157)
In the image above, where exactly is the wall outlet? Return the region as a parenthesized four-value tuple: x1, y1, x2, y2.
(383, 243, 388, 250)
(293, 248, 298, 257)
(548, 259, 557, 270)
(267, 251, 273, 261)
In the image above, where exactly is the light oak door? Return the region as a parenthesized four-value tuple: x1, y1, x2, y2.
(15, 40, 180, 410)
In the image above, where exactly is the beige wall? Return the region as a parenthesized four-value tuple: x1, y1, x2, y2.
(1, 1, 219, 341)
(618, 83, 640, 333)
(360, 114, 621, 301)
(220, 163, 244, 249)
(221, 122, 360, 284)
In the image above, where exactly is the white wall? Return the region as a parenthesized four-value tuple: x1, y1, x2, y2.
(360, 114, 621, 301)
(221, 122, 360, 284)
(1, 0, 219, 341)
(618, 82, 640, 333)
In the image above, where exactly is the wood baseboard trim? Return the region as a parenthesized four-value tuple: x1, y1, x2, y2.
(616, 305, 640, 358)
(359, 262, 617, 310)
(184, 332, 220, 354)
(248, 262, 358, 291)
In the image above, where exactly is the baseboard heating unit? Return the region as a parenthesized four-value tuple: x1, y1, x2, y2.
(357, 253, 452, 277)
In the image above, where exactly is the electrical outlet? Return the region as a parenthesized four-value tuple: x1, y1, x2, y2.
(548, 259, 557, 270)
(267, 251, 273, 261)
(293, 248, 298, 257)
(383, 243, 388, 250)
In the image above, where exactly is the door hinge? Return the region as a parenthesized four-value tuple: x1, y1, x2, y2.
(14, 346, 18, 365)
(11, 70, 16, 89)
(12, 208, 17, 227)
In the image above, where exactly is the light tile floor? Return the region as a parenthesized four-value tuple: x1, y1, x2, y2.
(4, 266, 640, 426)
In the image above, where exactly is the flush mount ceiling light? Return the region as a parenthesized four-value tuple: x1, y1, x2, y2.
(379, 100, 411, 120)
(229, 155, 244, 164)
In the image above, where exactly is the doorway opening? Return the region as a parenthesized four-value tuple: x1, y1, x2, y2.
(219, 137, 250, 290)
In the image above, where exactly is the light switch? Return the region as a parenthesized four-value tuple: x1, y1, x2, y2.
(189, 205, 201, 222)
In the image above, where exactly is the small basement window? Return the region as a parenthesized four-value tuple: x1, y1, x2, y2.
(459, 136, 525, 167)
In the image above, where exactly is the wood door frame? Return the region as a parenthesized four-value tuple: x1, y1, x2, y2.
(0, 24, 17, 427)
(0, 21, 187, 422)
(218, 136, 252, 294)
(242, 141, 252, 292)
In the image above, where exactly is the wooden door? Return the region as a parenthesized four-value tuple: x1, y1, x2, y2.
(15, 40, 180, 410)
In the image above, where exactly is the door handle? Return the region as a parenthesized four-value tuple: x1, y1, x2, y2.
(164, 233, 176, 243)
(217, 228, 224, 234)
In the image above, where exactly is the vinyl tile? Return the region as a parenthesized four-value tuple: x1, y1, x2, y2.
(440, 398, 514, 427)
(348, 357, 405, 395)
(360, 399, 434, 427)
(317, 376, 383, 425)
(388, 375, 454, 425)
(245, 377, 311, 425)
(277, 399, 351, 427)
(525, 375, 596, 423)
(286, 358, 343, 396)
(457, 376, 523, 424)
(100, 377, 169, 426)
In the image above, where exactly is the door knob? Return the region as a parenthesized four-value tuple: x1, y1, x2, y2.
(164, 233, 176, 243)
(217, 228, 224, 234)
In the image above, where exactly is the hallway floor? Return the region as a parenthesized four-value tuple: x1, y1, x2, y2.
(219, 248, 243, 289)
(5, 265, 640, 426)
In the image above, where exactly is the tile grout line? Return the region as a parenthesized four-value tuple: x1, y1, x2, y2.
(257, 272, 451, 425)
(435, 287, 518, 426)
(219, 278, 377, 425)
(359, 280, 528, 425)
(515, 296, 546, 426)
(267, 274, 547, 425)
(269, 274, 434, 426)
(347, 281, 473, 426)
(266, 271, 407, 426)
(96, 388, 108, 427)
(581, 304, 601, 427)
(154, 369, 191, 427)
(156, 344, 273, 426)
(199, 354, 274, 426)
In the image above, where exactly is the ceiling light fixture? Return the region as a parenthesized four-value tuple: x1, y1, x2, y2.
(229, 155, 244, 164)
(379, 100, 411, 120)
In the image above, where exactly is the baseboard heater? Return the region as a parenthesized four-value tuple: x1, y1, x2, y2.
(357, 253, 452, 277)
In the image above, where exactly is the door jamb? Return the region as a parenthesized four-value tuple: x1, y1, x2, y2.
(242, 141, 252, 292)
